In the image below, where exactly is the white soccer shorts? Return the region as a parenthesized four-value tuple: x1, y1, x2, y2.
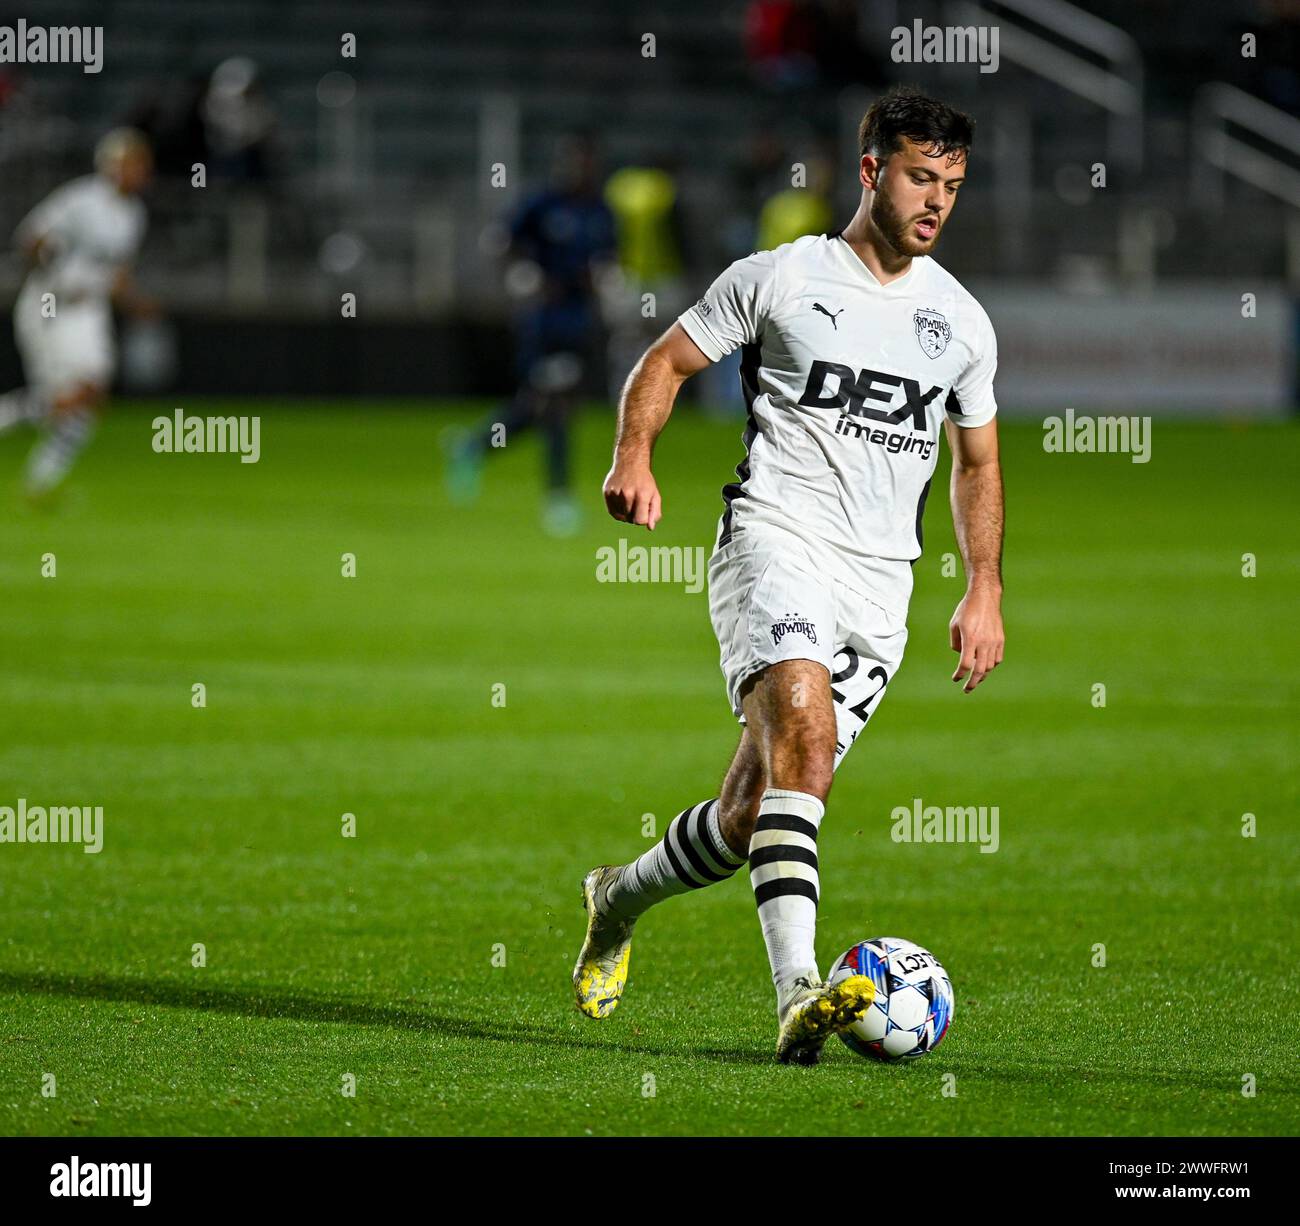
(707, 535, 908, 770)
(14, 289, 116, 398)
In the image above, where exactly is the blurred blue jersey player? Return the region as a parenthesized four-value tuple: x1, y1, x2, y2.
(448, 134, 615, 535)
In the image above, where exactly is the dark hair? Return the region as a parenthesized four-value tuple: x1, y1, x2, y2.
(858, 86, 973, 163)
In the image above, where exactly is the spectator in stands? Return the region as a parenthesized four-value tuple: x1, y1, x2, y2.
(755, 148, 835, 251)
(745, 0, 884, 92)
(745, 0, 821, 90)
(202, 57, 277, 183)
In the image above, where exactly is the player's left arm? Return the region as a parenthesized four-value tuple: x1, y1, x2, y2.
(944, 417, 1004, 693)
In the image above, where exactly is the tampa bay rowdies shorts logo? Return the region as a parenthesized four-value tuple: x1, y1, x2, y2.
(770, 613, 818, 648)
(913, 307, 951, 358)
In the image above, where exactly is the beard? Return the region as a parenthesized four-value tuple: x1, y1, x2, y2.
(871, 189, 942, 257)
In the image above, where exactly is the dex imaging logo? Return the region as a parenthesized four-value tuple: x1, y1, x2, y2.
(798, 359, 942, 432)
(50, 1156, 151, 1206)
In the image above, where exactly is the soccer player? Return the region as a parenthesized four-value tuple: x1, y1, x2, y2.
(446, 133, 616, 536)
(573, 87, 1005, 1063)
(0, 129, 153, 499)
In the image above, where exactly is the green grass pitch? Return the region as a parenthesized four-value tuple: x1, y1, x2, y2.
(0, 400, 1296, 1136)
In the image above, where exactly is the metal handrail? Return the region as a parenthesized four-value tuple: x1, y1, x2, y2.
(946, 0, 1144, 170)
(1193, 82, 1300, 211)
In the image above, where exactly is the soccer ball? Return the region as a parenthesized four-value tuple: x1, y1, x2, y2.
(826, 937, 954, 1061)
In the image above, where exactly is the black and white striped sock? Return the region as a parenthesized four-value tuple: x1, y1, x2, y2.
(749, 789, 824, 1007)
(605, 799, 746, 919)
(24, 407, 96, 494)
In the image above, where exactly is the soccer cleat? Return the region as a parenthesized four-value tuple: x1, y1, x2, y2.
(775, 973, 876, 1065)
(441, 430, 483, 506)
(542, 492, 581, 538)
(572, 866, 636, 1019)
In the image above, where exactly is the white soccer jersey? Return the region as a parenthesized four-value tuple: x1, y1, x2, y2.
(678, 232, 997, 615)
(15, 174, 147, 301)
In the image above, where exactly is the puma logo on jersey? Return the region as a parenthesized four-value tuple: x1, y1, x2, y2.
(812, 303, 844, 330)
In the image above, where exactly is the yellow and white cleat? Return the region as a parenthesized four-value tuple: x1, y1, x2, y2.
(775, 974, 875, 1065)
(572, 866, 636, 1019)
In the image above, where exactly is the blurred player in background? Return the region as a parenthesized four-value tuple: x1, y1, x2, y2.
(601, 155, 689, 406)
(0, 128, 155, 501)
(446, 132, 615, 536)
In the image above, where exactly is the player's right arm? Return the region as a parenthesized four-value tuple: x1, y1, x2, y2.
(603, 322, 711, 531)
(110, 265, 159, 319)
(17, 216, 54, 270)
(607, 248, 774, 529)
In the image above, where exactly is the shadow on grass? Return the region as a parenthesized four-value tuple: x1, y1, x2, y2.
(4, 971, 1292, 1094)
(0, 969, 773, 1065)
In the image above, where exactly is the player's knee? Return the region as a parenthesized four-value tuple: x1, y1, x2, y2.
(54, 383, 105, 414)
